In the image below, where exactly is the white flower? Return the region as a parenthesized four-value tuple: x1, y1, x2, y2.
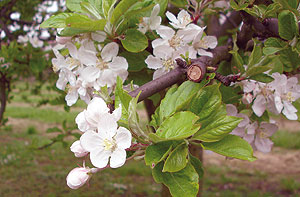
(138, 4, 161, 34)
(76, 97, 121, 132)
(166, 9, 192, 29)
(91, 31, 106, 42)
(56, 35, 72, 45)
(66, 167, 91, 189)
(17, 35, 29, 43)
(254, 122, 278, 153)
(145, 45, 181, 79)
(269, 73, 300, 120)
(29, 35, 44, 48)
(80, 42, 128, 89)
(70, 140, 88, 157)
(80, 126, 132, 168)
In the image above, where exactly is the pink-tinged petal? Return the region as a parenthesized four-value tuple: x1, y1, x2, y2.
(282, 101, 298, 120)
(80, 66, 101, 83)
(197, 49, 213, 57)
(153, 68, 168, 80)
(156, 25, 175, 39)
(97, 69, 115, 88)
(246, 122, 258, 135)
(56, 71, 68, 90)
(226, 104, 238, 116)
(243, 134, 255, 144)
(75, 110, 88, 132)
(242, 80, 257, 93)
(90, 149, 110, 168)
(115, 127, 132, 149)
(145, 55, 163, 70)
(188, 46, 197, 59)
(110, 148, 126, 168)
(252, 95, 266, 117)
(101, 42, 119, 62)
(151, 4, 160, 17)
(150, 16, 161, 30)
(260, 122, 278, 137)
(80, 130, 103, 152)
(255, 137, 273, 153)
(109, 56, 128, 70)
(66, 167, 90, 189)
(287, 77, 298, 89)
(152, 38, 165, 49)
(231, 127, 245, 137)
(70, 140, 88, 157)
(78, 47, 97, 66)
(237, 114, 250, 127)
(273, 94, 283, 113)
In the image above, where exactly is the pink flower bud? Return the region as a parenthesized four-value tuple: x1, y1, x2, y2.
(70, 140, 88, 157)
(66, 167, 91, 189)
(56, 35, 72, 45)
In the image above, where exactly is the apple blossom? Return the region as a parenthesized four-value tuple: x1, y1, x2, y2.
(138, 4, 161, 34)
(80, 127, 132, 168)
(66, 167, 91, 189)
(166, 9, 192, 29)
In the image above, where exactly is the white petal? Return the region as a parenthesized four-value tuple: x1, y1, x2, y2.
(66, 43, 78, 59)
(112, 105, 122, 121)
(282, 101, 298, 120)
(166, 11, 178, 25)
(109, 56, 128, 70)
(80, 66, 101, 83)
(156, 25, 175, 40)
(75, 110, 88, 132)
(226, 104, 237, 116)
(260, 122, 278, 137)
(153, 68, 168, 80)
(101, 42, 119, 62)
(115, 127, 132, 149)
(80, 130, 103, 152)
(255, 137, 273, 153)
(274, 95, 283, 113)
(110, 148, 126, 168)
(97, 114, 118, 134)
(91, 31, 106, 42)
(145, 55, 163, 70)
(85, 97, 109, 127)
(66, 89, 78, 106)
(203, 36, 218, 49)
(197, 49, 213, 57)
(90, 149, 110, 168)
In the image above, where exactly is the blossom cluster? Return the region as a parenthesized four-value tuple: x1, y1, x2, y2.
(52, 33, 128, 106)
(142, 5, 218, 79)
(67, 97, 132, 189)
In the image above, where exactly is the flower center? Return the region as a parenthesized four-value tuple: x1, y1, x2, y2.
(181, 15, 192, 26)
(52, 64, 59, 72)
(103, 138, 116, 151)
(162, 58, 175, 71)
(259, 131, 267, 139)
(66, 58, 80, 69)
(195, 39, 208, 49)
(283, 92, 295, 102)
(168, 35, 182, 49)
(96, 58, 109, 70)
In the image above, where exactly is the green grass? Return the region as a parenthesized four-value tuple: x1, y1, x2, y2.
(5, 106, 80, 124)
(272, 130, 300, 149)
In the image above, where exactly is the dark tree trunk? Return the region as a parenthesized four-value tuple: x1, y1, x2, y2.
(0, 79, 7, 125)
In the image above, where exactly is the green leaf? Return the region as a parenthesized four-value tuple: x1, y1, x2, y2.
(81, 1, 102, 19)
(278, 10, 299, 40)
(115, 77, 132, 125)
(145, 141, 175, 166)
(188, 84, 222, 122)
(152, 162, 199, 197)
(248, 39, 262, 68)
(65, 14, 106, 31)
(189, 154, 204, 179)
(59, 27, 89, 36)
(219, 84, 242, 104)
(40, 13, 74, 28)
(163, 143, 189, 172)
(121, 29, 148, 53)
(279, 47, 300, 72)
(154, 111, 201, 141)
(249, 73, 274, 83)
(110, 0, 138, 25)
(119, 50, 149, 72)
(246, 56, 273, 77)
(230, 50, 245, 74)
(193, 115, 242, 142)
(170, 0, 187, 8)
(66, 0, 87, 12)
(202, 134, 256, 161)
(46, 127, 62, 133)
(102, 0, 116, 18)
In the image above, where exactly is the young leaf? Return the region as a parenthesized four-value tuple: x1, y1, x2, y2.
(102, 0, 116, 18)
(202, 134, 257, 161)
(189, 154, 204, 179)
(66, 0, 87, 12)
(59, 27, 89, 36)
(115, 77, 132, 125)
(110, 0, 138, 25)
(40, 13, 74, 28)
(81, 1, 103, 19)
(152, 162, 199, 197)
(163, 143, 189, 172)
(154, 111, 201, 141)
(278, 10, 299, 40)
(121, 29, 148, 53)
(65, 14, 106, 31)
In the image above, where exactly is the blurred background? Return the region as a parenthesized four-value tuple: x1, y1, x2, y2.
(0, 0, 300, 196)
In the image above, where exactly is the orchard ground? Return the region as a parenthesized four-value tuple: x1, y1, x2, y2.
(0, 83, 300, 197)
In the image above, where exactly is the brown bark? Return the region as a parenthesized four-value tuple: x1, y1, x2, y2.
(0, 79, 7, 124)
